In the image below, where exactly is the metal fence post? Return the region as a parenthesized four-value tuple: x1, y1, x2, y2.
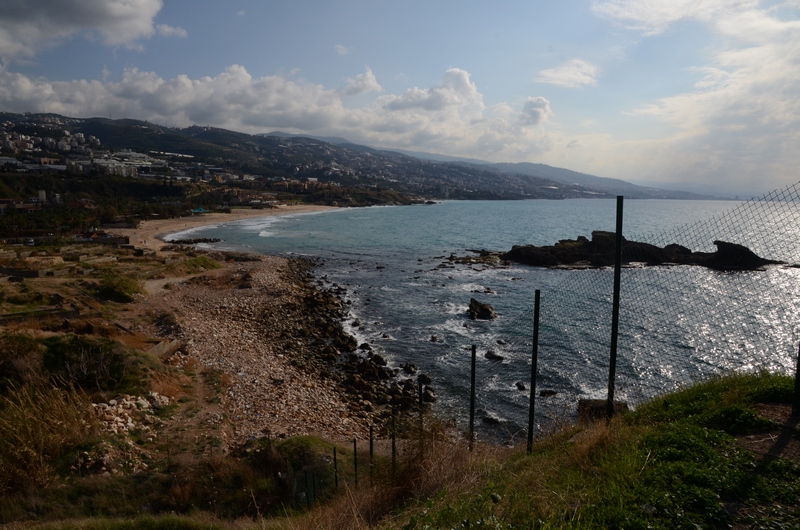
(793, 343, 800, 417)
(333, 446, 338, 490)
(527, 289, 541, 454)
(353, 438, 358, 488)
(469, 344, 476, 451)
(369, 424, 374, 485)
(607, 195, 624, 420)
(391, 408, 397, 480)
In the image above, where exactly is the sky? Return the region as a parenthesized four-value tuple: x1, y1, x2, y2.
(1, 1, 799, 196)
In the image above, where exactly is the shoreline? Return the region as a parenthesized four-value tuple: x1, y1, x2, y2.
(113, 204, 337, 253)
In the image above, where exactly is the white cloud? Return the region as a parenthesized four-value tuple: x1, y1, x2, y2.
(382, 68, 483, 113)
(237, 10, 246, 16)
(591, 0, 749, 35)
(587, 0, 800, 191)
(156, 24, 188, 38)
(335, 44, 351, 56)
(536, 59, 599, 88)
(518, 97, 552, 126)
(0, 0, 165, 61)
(0, 65, 557, 161)
(338, 67, 382, 96)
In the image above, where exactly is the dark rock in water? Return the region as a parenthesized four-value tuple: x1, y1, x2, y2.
(418, 373, 432, 385)
(371, 353, 387, 366)
(430, 335, 439, 342)
(482, 414, 502, 425)
(358, 342, 372, 351)
(469, 298, 497, 320)
(402, 363, 417, 374)
(539, 390, 558, 397)
(515, 381, 526, 391)
(706, 240, 783, 270)
(170, 237, 222, 245)
(485, 350, 504, 361)
(500, 233, 783, 271)
(497, 339, 508, 345)
(422, 387, 437, 402)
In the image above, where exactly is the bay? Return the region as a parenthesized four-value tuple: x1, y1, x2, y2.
(169, 199, 800, 441)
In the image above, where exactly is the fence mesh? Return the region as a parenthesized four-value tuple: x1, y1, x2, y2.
(472, 182, 800, 439)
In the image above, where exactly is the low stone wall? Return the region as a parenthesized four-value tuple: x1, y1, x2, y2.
(0, 267, 41, 278)
(147, 339, 182, 360)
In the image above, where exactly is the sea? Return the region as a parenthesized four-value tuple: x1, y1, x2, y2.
(166, 199, 800, 442)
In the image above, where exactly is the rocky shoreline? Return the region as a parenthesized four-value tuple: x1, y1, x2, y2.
(146, 253, 429, 446)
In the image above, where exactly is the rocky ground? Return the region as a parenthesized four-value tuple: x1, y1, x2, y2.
(114, 251, 427, 451)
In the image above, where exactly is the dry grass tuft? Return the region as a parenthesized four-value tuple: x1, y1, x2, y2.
(281, 427, 506, 530)
(0, 385, 99, 492)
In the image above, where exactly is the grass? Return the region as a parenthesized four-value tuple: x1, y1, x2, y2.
(97, 273, 144, 303)
(2, 372, 800, 529)
(0, 384, 99, 493)
(385, 372, 800, 529)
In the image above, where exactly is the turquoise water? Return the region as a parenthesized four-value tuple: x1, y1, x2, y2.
(170, 199, 800, 441)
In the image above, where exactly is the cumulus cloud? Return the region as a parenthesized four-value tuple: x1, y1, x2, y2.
(382, 68, 483, 113)
(338, 67, 382, 96)
(0, 0, 165, 61)
(0, 65, 557, 161)
(518, 97, 552, 126)
(536, 59, 599, 88)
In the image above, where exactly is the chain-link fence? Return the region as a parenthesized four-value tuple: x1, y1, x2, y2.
(468, 182, 800, 439)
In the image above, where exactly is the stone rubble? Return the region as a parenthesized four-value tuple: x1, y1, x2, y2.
(146, 256, 408, 444)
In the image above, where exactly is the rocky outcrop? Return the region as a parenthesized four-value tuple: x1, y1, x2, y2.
(500, 232, 782, 270)
(469, 298, 497, 320)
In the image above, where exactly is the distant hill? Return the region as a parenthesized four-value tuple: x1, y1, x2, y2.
(260, 131, 354, 146)
(1, 112, 716, 201)
(263, 132, 717, 200)
(492, 162, 719, 200)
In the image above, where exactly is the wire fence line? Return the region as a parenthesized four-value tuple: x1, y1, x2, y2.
(462, 182, 800, 438)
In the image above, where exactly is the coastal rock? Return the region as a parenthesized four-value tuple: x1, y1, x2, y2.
(371, 353, 387, 366)
(468, 298, 497, 320)
(401, 363, 417, 375)
(500, 233, 783, 271)
(706, 240, 783, 270)
(485, 350, 504, 361)
(515, 381, 526, 391)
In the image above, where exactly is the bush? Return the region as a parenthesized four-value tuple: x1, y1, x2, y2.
(42, 335, 151, 397)
(97, 274, 143, 303)
(0, 385, 99, 492)
(0, 331, 44, 394)
(183, 255, 222, 274)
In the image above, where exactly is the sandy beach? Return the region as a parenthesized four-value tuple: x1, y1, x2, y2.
(114, 204, 336, 252)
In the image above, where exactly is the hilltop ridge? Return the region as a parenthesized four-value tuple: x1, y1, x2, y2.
(1, 112, 716, 202)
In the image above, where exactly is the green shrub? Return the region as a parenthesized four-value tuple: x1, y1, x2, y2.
(183, 255, 222, 274)
(702, 404, 774, 435)
(42, 335, 151, 396)
(97, 274, 143, 303)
